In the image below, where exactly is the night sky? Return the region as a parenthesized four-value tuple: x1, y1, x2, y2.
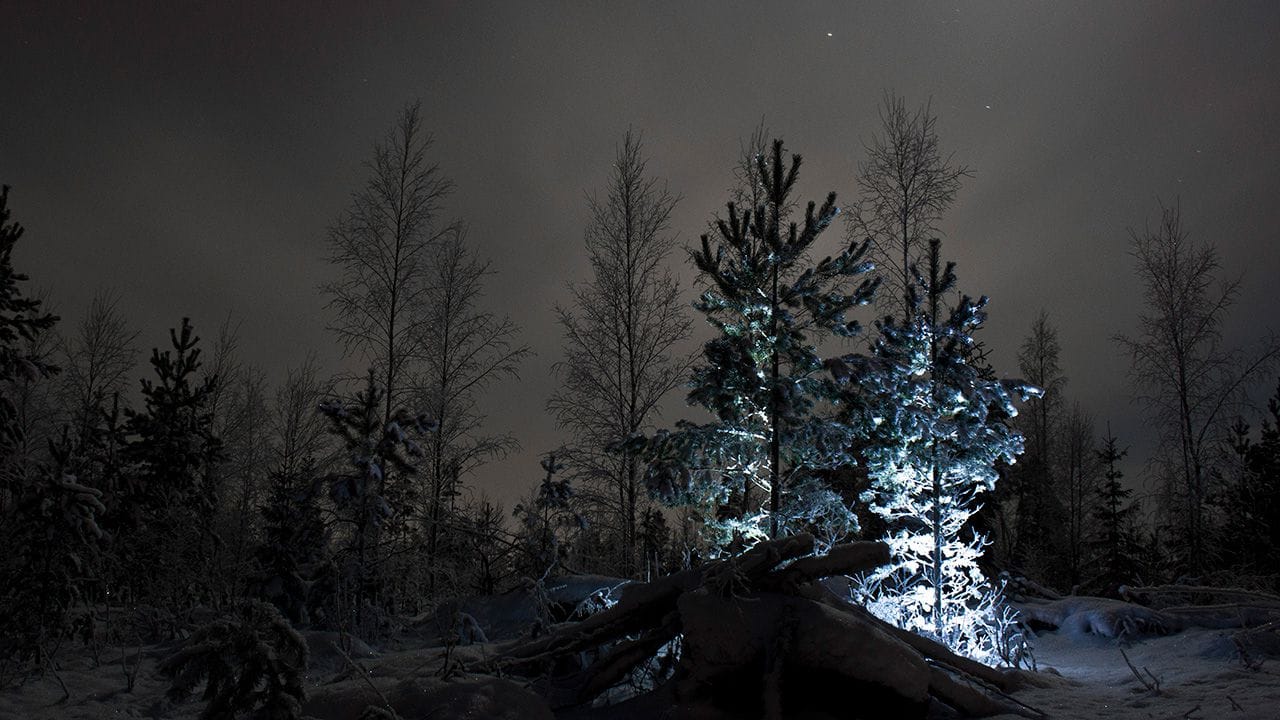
(5, 1, 1280, 506)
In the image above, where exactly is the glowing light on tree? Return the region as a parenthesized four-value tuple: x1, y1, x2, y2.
(832, 239, 1038, 664)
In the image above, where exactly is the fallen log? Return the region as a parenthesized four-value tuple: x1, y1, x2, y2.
(483, 533, 814, 671)
(794, 581, 1021, 693)
(481, 533, 1037, 717)
(678, 589, 1042, 718)
(757, 540, 890, 592)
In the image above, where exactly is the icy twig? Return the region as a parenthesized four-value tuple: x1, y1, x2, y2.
(1119, 647, 1160, 694)
(332, 640, 400, 719)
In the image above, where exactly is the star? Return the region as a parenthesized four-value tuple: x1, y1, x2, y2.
(827, 32, 833, 37)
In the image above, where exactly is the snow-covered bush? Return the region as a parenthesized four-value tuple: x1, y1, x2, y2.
(160, 600, 308, 720)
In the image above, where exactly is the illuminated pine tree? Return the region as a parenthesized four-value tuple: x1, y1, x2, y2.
(641, 139, 877, 549)
(837, 239, 1036, 662)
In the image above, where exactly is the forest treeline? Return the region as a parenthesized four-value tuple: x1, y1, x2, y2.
(2, 95, 1278, 697)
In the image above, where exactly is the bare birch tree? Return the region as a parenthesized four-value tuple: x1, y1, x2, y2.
(57, 289, 139, 435)
(415, 227, 528, 590)
(549, 131, 691, 576)
(848, 92, 968, 322)
(322, 102, 457, 596)
(1115, 200, 1280, 575)
(323, 100, 456, 419)
(270, 354, 333, 481)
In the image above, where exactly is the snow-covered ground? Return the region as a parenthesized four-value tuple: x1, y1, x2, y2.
(3, 618, 1278, 719)
(992, 626, 1280, 719)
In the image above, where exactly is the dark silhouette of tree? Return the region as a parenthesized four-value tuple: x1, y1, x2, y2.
(550, 130, 691, 576)
(1058, 403, 1098, 589)
(1214, 383, 1280, 586)
(1010, 311, 1067, 576)
(323, 100, 457, 426)
(0, 186, 59, 501)
(1115, 200, 1280, 575)
(57, 289, 138, 440)
(319, 370, 434, 629)
(0, 185, 86, 679)
(417, 227, 528, 591)
(120, 318, 223, 605)
(1088, 426, 1141, 594)
(847, 93, 968, 323)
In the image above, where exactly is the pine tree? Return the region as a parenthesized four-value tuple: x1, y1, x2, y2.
(319, 370, 434, 628)
(118, 318, 222, 605)
(0, 186, 59, 503)
(161, 600, 308, 720)
(1088, 427, 1142, 594)
(252, 461, 326, 626)
(835, 239, 1036, 662)
(0, 430, 105, 677)
(512, 452, 582, 581)
(642, 139, 877, 549)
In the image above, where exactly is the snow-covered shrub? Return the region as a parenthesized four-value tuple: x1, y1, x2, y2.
(250, 463, 326, 626)
(160, 600, 308, 720)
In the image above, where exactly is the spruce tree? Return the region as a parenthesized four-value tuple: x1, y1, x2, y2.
(1247, 383, 1280, 585)
(643, 139, 876, 549)
(0, 430, 106, 676)
(1088, 427, 1142, 594)
(252, 461, 326, 626)
(1214, 384, 1280, 585)
(835, 239, 1036, 662)
(319, 370, 434, 628)
(119, 318, 222, 605)
(0, 186, 97, 677)
(0, 186, 59, 492)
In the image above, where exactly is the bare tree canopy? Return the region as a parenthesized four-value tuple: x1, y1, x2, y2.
(848, 92, 969, 322)
(323, 101, 458, 417)
(416, 226, 529, 586)
(1115, 199, 1280, 574)
(57, 289, 139, 433)
(549, 130, 691, 576)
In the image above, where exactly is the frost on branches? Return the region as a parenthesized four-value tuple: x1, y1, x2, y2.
(624, 139, 877, 554)
(833, 239, 1039, 665)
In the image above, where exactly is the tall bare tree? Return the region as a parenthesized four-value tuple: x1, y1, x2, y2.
(57, 289, 139, 435)
(322, 102, 457, 596)
(848, 92, 968, 322)
(270, 354, 333, 481)
(1011, 310, 1067, 571)
(416, 227, 528, 589)
(323, 101, 457, 420)
(1115, 200, 1280, 574)
(549, 131, 691, 575)
(1058, 402, 1098, 588)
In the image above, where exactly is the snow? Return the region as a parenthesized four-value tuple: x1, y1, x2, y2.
(989, 626, 1280, 719)
(2, 598, 1277, 719)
